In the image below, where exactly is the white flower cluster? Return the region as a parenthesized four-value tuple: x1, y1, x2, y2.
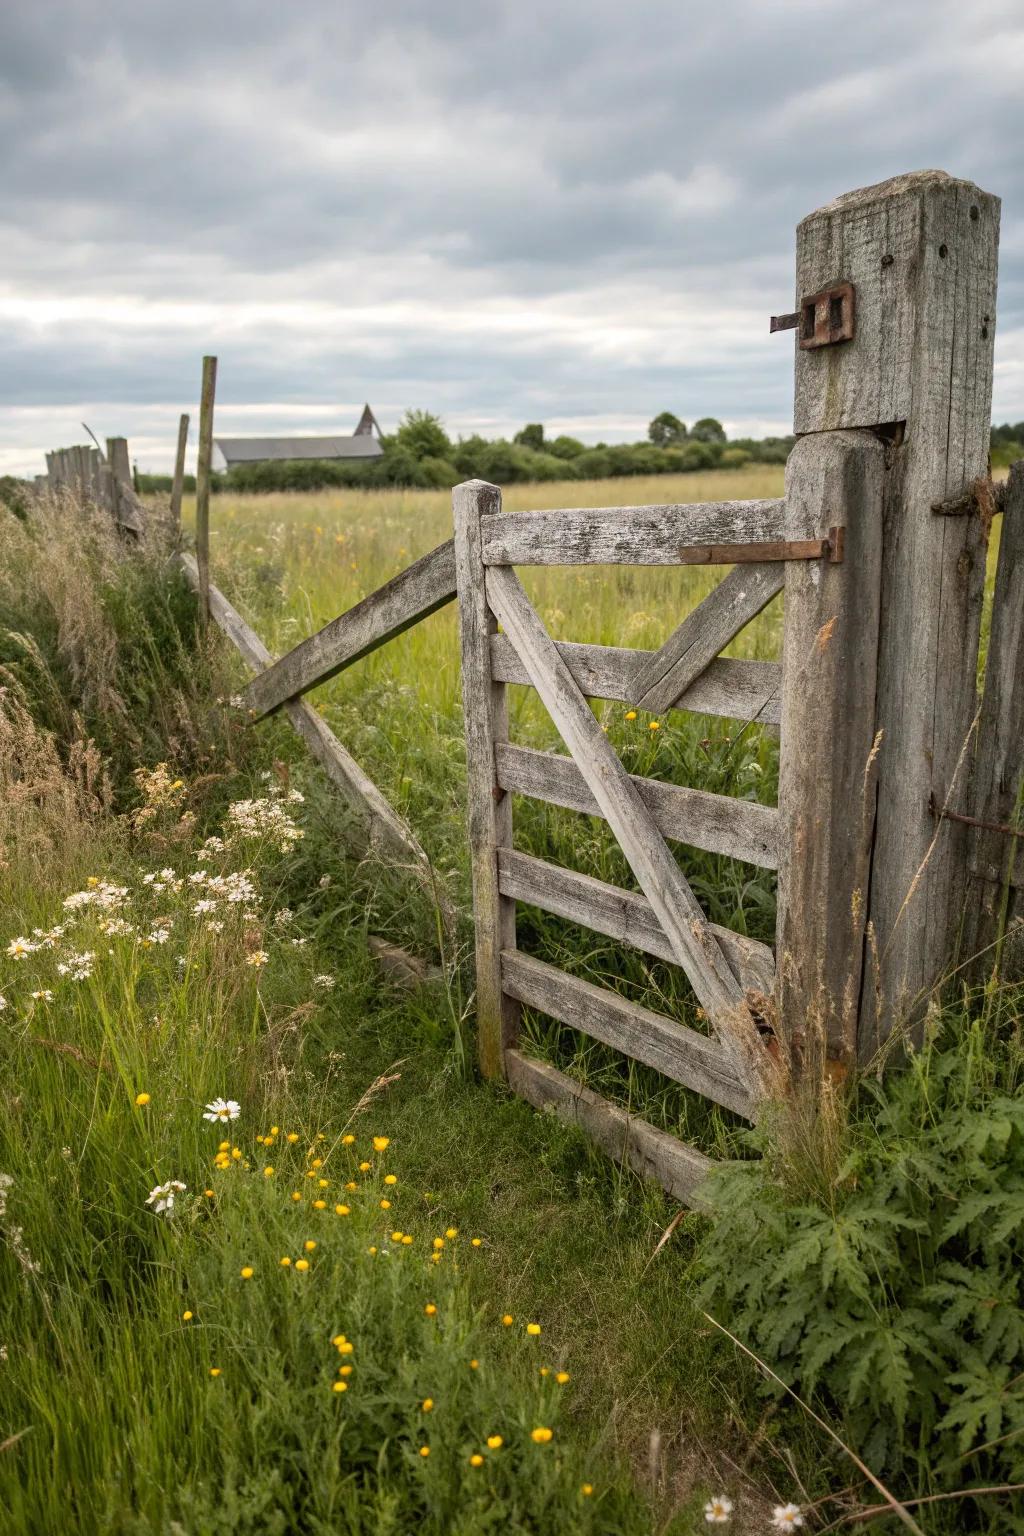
(146, 1180, 186, 1216)
(0, 1173, 41, 1275)
(225, 794, 305, 854)
(313, 974, 335, 991)
(56, 951, 95, 983)
(63, 881, 130, 912)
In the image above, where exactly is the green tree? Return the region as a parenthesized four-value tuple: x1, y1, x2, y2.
(514, 423, 545, 451)
(690, 416, 727, 444)
(648, 412, 687, 446)
(393, 410, 452, 462)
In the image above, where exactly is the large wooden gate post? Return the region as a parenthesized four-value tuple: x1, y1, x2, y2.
(793, 171, 999, 1053)
(453, 480, 520, 1078)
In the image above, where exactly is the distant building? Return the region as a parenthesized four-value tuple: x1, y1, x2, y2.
(212, 404, 384, 471)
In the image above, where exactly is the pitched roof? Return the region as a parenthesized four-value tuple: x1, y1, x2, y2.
(214, 434, 383, 465)
(354, 403, 382, 437)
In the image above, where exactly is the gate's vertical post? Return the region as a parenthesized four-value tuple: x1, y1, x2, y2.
(793, 172, 999, 1051)
(195, 356, 217, 630)
(170, 413, 190, 535)
(453, 479, 520, 1079)
(775, 432, 885, 1075)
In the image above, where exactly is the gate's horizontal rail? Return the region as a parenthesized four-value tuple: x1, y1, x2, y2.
(489, 636, 781, 725)
(497, 849, 774, 995)
(243, 539, 456, 719)
(502, 950, 754, 1118)
(481, 498, 789, 566)
(495, 743, 779, 869)
(505, 1049, 715, 1205)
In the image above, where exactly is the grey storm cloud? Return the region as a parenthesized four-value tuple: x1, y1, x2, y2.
(1, 0, 1022, 472)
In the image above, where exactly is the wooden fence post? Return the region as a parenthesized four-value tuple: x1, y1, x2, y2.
(964, 461, 1024, 979)
(195, 357, 217, 629)
(775, 431, 885, 1073)
(453, 479, 520, 1079)
(106, 437, 132, 522)
(170, 413, 190, 534)
(794, 171, 999, 1049)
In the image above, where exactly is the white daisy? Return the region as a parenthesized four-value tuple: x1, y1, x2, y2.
(203, 1098, 241, 1123)
(146, 1179, 186, 1215)
(31, 989, 53, 1001)
(7, 937, 35, 960)
(772, 1506, 804, 1530)
(704, 1496, 733, 1524)
(245, 951, 268, 969)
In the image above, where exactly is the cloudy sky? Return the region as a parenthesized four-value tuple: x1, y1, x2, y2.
(2, 0, 1022, 475)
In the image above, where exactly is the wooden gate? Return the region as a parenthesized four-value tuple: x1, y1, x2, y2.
(453, 431, 888, 1199)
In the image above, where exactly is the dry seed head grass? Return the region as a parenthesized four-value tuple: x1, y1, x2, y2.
(0, 685, 110, 869)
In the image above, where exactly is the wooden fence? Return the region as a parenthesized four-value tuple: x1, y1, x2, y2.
(38, 167, 1024, 1202)
(43, 438, 147, 534)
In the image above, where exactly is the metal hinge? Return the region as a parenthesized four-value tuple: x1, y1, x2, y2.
(770, 281, 856, 348)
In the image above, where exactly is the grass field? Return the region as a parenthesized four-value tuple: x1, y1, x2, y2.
(2, 473, 1021, 1533)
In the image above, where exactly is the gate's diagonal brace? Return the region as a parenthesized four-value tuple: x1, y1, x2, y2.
(484, 563, 761, 1076)
(628, 562, 784, 714)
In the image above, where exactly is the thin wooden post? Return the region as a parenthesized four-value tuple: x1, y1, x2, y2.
(169, 413, 189, 533)
(775, 432, 885, 1073)
(794, 171, 999, 1046)
(195, 356, 217, 629)
(106, 437, 132, 521)
(964, 462, 1024, 979)
(453, 479, 519, 1078)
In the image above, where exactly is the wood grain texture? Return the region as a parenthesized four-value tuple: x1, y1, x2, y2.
(177, 553, 438, 893)
(629, 563, 784, 712)
(497, 849, 775, 995)
(490, 636, 781, 725)
(775, 432, 885, 1067)
(453, 481, 520, 1078)
(795, 172, 999, 1035)
(966, 461, 1024, 979)
(501, 950, 753, 1117)
(105, 437, 145, 534)
(495, 743, 779, 868)
(242, 540, 456, 718)
(484, 562, 753, 1045)
(170, 413, 189, 531)
(505, 1050, 715, 1207)
(195, 356, 217, 628)
(481, 499, 789, 566)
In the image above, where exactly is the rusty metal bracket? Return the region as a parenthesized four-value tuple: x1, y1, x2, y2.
(770, 281, 856, 348)
(929, 793, 1022, 840)
(675, 527, 844, 565)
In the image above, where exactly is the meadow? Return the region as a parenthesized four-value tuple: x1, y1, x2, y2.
(0, 471, 1021, 1534)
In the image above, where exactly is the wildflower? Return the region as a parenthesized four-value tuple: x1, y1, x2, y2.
(263, 1167, 274, 1178)
(501, 1315, 513, 1327)
(345, 1180, 358, 1191)
(384, 1174, 397, 1187)
(624, 710, 637, 721)
(311, 1158, 323, 1169)
(209, 1368, 221, 1378)
(470, 1453, 484, 1467)
(146, 1180, 186, 1215)
(338, 1340, 353, 1354)
(581, 1484, 593, 1496)
(526, 1323, 541, 1336)
(368, 1246, 377, 1255)
(313, 1199, 326, 1210)
(204, 1189, 214, 1198)
(335, 1204, 350, 1217)
(0, 996, 5, 1011)
(555, 1371, 570, 1385)
(418, 1446, 430, 1459)
(31, 989, 53, 1002)
(539, 1367, 549, 1377)
(772, 1506, 803, 1530)
(134, 1092, 151, 1107)
(240, 1267, 254, 1280)
(295, 1259, 310, 1272)
(445, 1227, 458, 1239)
(358, 1161, 371, 1172)
(649, 720, 660, 731)
(304, 1240, 317, 1252)
(203, 1098, 241, 1123)
(280, 1257, 291, 1267)
(372, 1136, 389, 1152)
(487, 1435, 503, 1450)
(231, 1148, 242, 1161)
(333, 1380, 347, 1393)
(380, 1199, 391, 1210)
(433, 1238, 444, 1251)
(7, 938, 35, 960)
(471, 1238, 482, 1248)
(339, 1364, 353, 1376)
(318, 1178, 329, 1188)
(246, 951, 269, 969)
(314, 974, 335, 991)
(424, 1304, 437, 1317)
(531, 1427, 553, 1444)
(705, 1496, 733, 1524)
(421, 1398, 434, 1412)
(430, 1252, 441, 1264)
(341, 1133, 355, 1146)
(287, 1132, 299, 1144)
(182, 1311, 193, 1321)
(401, 1234, 413, 1245)
(391, 1231, 404, 1242)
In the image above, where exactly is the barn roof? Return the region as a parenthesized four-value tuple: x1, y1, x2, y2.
(214, 434, 383, 465)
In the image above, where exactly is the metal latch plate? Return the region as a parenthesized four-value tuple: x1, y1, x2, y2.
(770, 281, 856, 348)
